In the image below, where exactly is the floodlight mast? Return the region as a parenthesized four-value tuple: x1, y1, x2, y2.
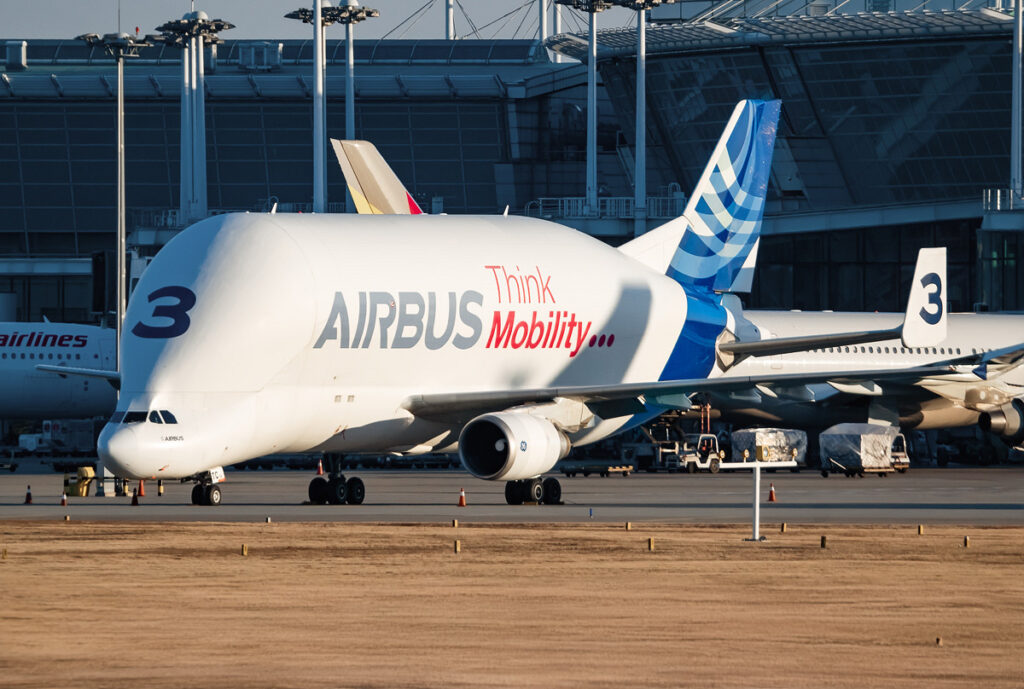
(75, 31, 151, 380)
(555, 1, 612, 217)
(336, 2, 380, 212)
(155, 13, 235, 224)
(1013, 0, 1022, 197)
(613, 0, 676, 237)
(286, 2, 378, 213)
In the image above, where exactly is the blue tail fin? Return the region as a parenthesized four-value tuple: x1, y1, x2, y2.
(620, 100, 780, 294)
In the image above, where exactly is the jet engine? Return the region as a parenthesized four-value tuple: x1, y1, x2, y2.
(978, 398, 1024, 441)
(458, 412, 571, 481)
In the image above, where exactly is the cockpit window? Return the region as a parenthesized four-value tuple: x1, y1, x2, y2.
(160, 410, 178, 424)
(110, 411, 126, 423)
(123, 411, 147, 424)
(148, 410, 163, 424)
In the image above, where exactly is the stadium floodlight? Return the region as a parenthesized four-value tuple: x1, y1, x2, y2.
(287, 1, 380, 213)
(155, 12, 235, 224)
(75, 31, 152, 377)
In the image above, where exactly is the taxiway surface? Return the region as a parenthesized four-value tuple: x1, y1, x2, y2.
(1, 467, 1021, 523)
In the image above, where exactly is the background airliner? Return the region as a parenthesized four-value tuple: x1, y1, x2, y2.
(90, 99, 1016, 507)
(0, 322, 115, 419)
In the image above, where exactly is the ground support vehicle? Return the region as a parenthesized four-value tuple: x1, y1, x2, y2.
(819, 423, 910, 477)
(730, 428, 808, 472)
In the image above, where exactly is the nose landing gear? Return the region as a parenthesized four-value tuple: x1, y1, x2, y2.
(308, 454, 365, 505)
(188, 467, 225, 506)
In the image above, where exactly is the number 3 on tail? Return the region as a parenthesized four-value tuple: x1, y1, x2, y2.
(132, 286, 197, 338)
(919, 272, 942, 325)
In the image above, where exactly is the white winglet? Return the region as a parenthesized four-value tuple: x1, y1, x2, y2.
(902, 247, 947, 348)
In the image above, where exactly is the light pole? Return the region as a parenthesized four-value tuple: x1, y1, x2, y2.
(614, 0, 675, 236)
(286, 1, 379, 213)
(155, 12, 234, 224)
(1013, 0, 1022, 198)
(75, 32, 151, 376)
(336, 1, 379, 212)
(555, 1, 612, 216)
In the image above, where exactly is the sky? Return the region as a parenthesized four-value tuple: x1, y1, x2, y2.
(3, 0, 642, 41)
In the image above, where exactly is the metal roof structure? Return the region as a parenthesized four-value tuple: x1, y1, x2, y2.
(546, 8, 1014, 60)
(7, 38, 547, 68)
(0, 37, 589, 101)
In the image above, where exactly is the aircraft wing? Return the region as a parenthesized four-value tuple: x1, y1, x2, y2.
(401, 364, 956, 421)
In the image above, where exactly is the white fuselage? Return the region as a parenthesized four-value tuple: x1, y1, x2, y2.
(0, 323, 116, 420)
(100, 213, 701, 479)
(717, 310, 1024, 427)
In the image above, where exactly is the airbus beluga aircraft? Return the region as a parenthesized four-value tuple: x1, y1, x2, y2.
(333, 132, 1024, 448)
(91, 100, 993, 506)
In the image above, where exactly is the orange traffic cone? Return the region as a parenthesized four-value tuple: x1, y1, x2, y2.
(60, 492, 67, 507)
(24, 485, 32, 505)
(768, 483, 777, 503)
(457, 488, 467, 507)
(316, 458, 324, 476)
(131, 488, 139, 506)
(138, 479, 146, 497)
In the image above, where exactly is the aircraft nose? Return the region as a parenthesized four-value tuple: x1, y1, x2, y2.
(97, 424, 141, 479)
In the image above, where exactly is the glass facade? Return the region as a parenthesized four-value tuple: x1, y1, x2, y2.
(754, 219, 978, 312)
(0, 99, 508, 254)
(601, 38, 1011, 210)
(599, 35, 1015, 309)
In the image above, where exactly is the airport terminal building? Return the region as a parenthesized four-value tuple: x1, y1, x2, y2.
(1, 5, 1023, 323)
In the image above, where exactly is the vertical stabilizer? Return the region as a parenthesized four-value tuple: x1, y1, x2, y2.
(619, 99, 780, 294)
(902, 247, 947, 348)
(330, 139, 424, 215)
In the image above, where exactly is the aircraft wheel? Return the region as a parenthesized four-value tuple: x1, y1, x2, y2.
(327, 476, 347, 504)
(709, 458, 721, 474)
(504, 480, 524, 505)
(345, 477, 365, 505)
(820, 470, 829, 478)
(204, 484, 222, 506)
(542, 477, 562, 505)
(526, 478, 544, 503)
(191, 484, 204, 505)
(308, 476, 328, 505)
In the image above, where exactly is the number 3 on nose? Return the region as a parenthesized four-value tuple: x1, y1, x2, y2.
(132, 286, 197, 338)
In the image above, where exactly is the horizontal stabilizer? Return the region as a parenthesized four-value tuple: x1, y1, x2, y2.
(718, 326, 902, 358)
(36, 364, 120, 390)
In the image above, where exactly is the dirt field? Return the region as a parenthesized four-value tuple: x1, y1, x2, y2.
(1, 521, 1021, 688)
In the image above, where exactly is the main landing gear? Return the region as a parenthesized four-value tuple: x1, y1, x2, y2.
(308, 454, 365, 505)
(504, 476, 562, 505)
(188, 467, 226, 506)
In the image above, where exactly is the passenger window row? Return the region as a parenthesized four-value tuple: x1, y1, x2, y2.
(809, 346, 973, 355)
(110, 410, 178, 424)
(1, 352, 83, 360)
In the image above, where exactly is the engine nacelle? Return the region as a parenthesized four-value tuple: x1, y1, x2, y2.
(458, 412, 571, 481)
(978, 398, 1024, 441)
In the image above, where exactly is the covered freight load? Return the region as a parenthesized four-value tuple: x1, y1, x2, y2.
(731, 428, 808, 468)
(819, 424, 901, 477)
